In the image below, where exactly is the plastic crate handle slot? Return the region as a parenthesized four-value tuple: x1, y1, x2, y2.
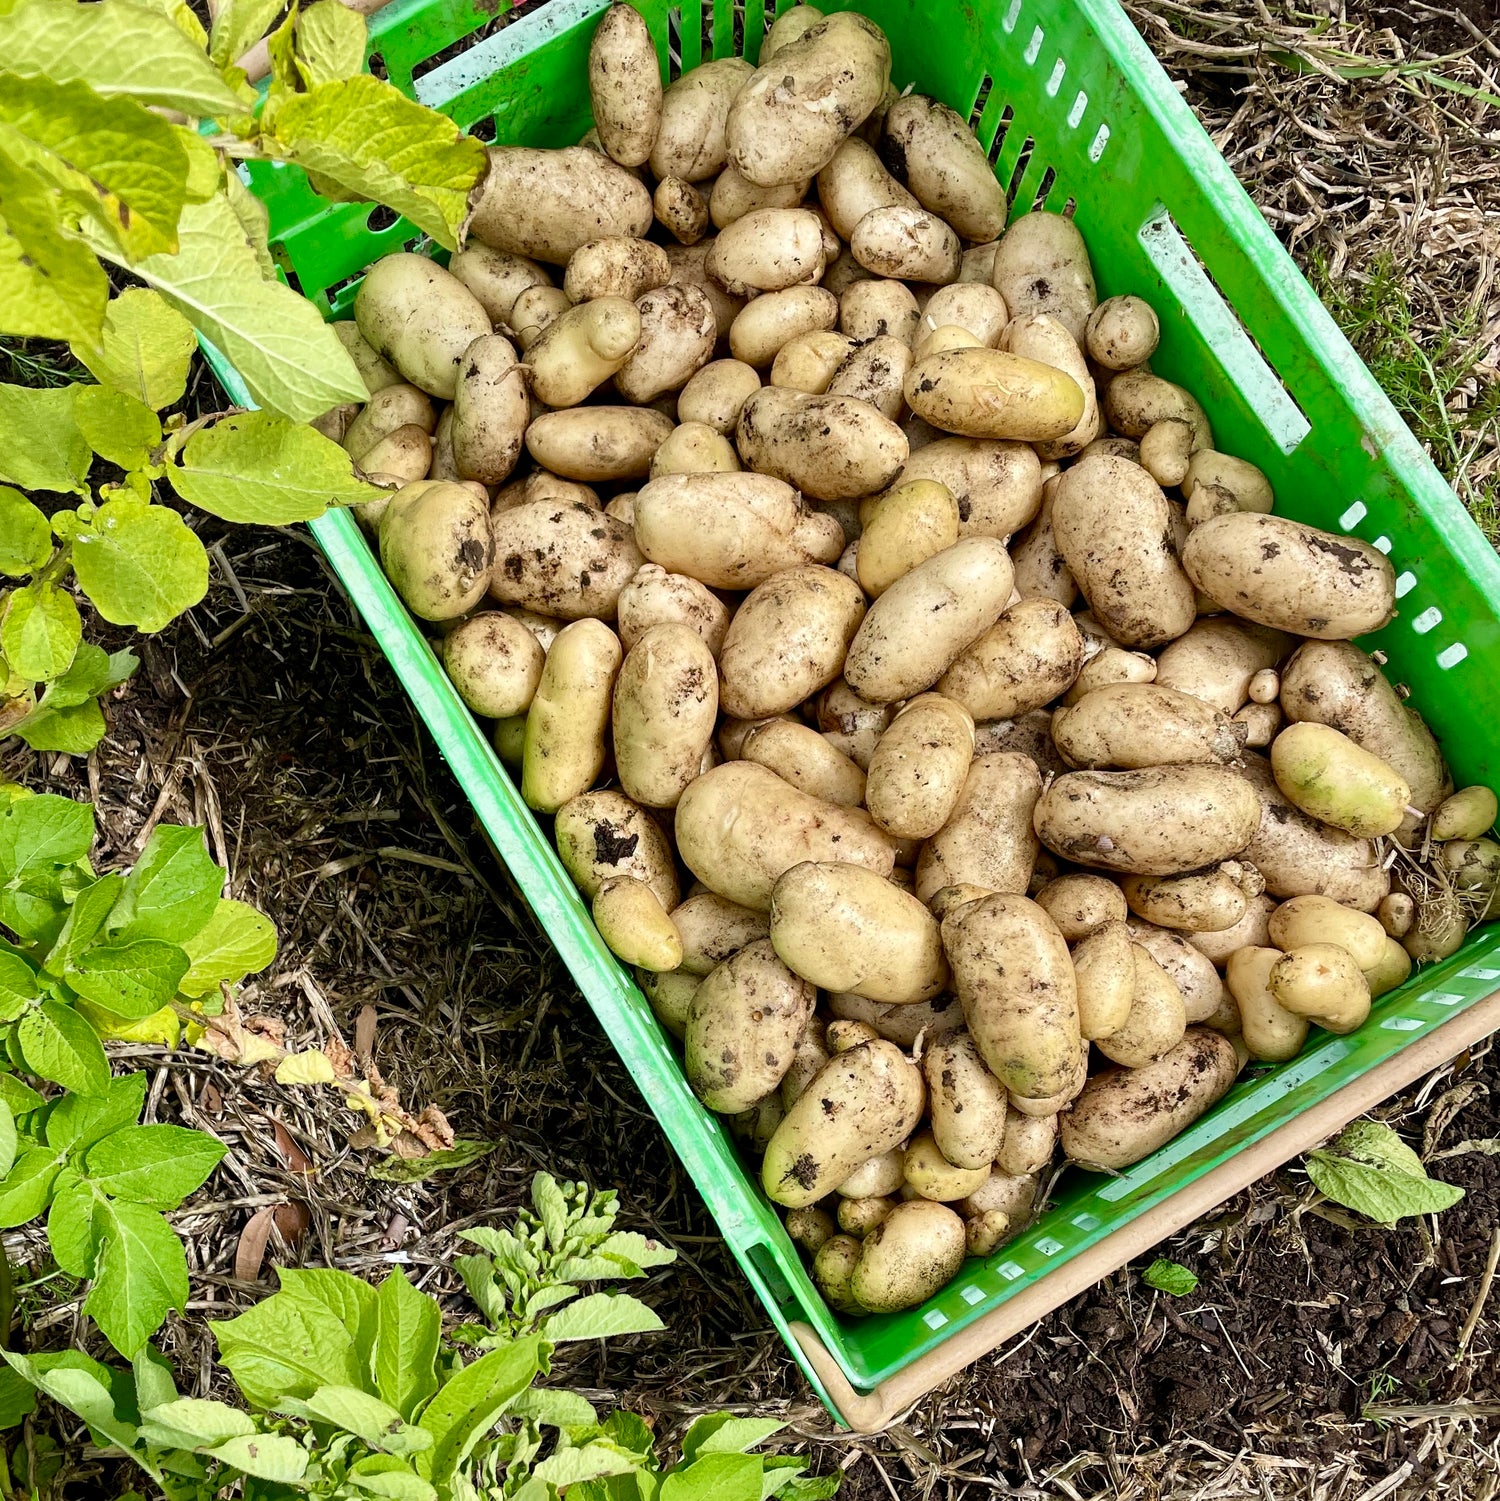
(1138, 207, 1312, 456)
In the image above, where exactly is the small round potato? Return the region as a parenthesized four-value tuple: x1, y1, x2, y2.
(1269, 943, 1371, 1035)
(520, 619, 622, 813)
(786, 1204, 837, 1255)
(678, 359, 762, 433)
(555, 789, 679, 910)
(564, 237, 670, 304)
(851, 1200, 967, 1313)
(1062, 646, 1157, 705)
(441, 612, 545, 719)
(903, 347, 1085, 442)
(1034, 873, 1128, 942)
(527, 298, 643, 409)
(649, 422, 740, 477)
(357, 425, 431, 484)
(510, 286, 573, 349)
(841, 278, 921, 343)
(1094, 946, 1187, 1067)
(489, 498, 642, 619)
(816, 679, 893, 771)
(616, 563, 730, 656)
(1139, 418, 1194, 488)
(354, 254, 492, 401)
(937, 598, 1084, 721)
(920, 283, 1009, 348)
(812, 1233, 865, 1312)
(593, 877, 683, 972)
(1269, 895, 1386, 971)
(612, 623, 719, 808)
(617, 283, 718, 404)
(1084, 295, 1160, 370)
(838, 1195, 897, 1236)
(743, 720, 867, 807)
(924, 1032, 1008, 1169)
(915, 752, 1042, 904)
(967, 1209, 1014, 1257)
(865, 694, 975, 841)
(990, 211, 1097, 341)
(379, 480, 493, 621)
(903, 1131, 991, 1201)
(1071, 920, 1136, 1041)
(729, 286, 841, 368)
(1103, 369, 1212, 450)
(836, 1145, 908, 1199)
(1271, 722, 1411, 839)
(962, 1168, 1037, 1224)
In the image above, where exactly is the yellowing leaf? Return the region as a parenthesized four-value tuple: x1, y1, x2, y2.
(269, 75, 488, 251)
(2, 583, 81, 682)
(70, 495, 209, 633)
(0, 382, 92, 494)
(0, 488, 51, 576)
(295, 0, 367, 87)
(75, 388, 162, 472)
(76, 999, 181, 1047)
(128, 0, 209, 48)
(70, 289, 196, 411)
(275, 1049, 336, 1086)
(223, 168, 277, 280)
(178, 897, 277, 995)
(210, 0, 288, 70)
(176, 126, 224, 204)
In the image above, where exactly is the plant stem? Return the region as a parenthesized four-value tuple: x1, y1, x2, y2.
(0, 1247, 14, 1350)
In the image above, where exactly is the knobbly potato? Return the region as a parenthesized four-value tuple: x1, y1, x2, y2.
(450, 335, 528, 486)
(709, 166, 810, 229)
(719, 565, 866, 719)
(877, 93, 1007, 243)
(1034, 766, 1261, 876)
(612, 623, 719, 809)
(1095, 946, 1187, 1067)
(1139, 418, 1193, 488)
(743, 720, 867, 807)
(855, 479, 960, 596)
(762, 2, 825, 59)
(342, 383, 437, 460)
(904, 347, 1086, 441)
(1000, 313, 1100, 460)
(333, 320, 402, 396)
(996, 1111, 1057, 1178)
(903, 1131, 991, 1200)
(1154, 617, 1289, 716)
(685, 939, 815, 1112)
(1269, 944, 1371, 1034)
(634, 471, 842, 588)
(920, 283, 1009, 348)
(962, 1169, 1036, 1225)
(617, 564, 729, 657)
(762, 1038, 925, 1207)
(937, 599, 1084, 721)
(1279, 641, 1450, 821)
(489, 499, 642, 619)
(736, 388, 908, 502)
(915, 752, 1042, 904)
(1060, 647, 1157, 705)
(817, 137, 919, 240)
(1061, 1030, 1239, 1170)
(707, 208, 827, 298)
(813, 1233, 864, 1312)
(1227, 945, 1308, 1060)
(967, 1209, 1014, 1257)
(816, 679, 893, 770)
(563, 237, 670, 303)
(850, 205, 961, 284)
(649, 422, 739, 477)
(729, 286, 840, 367)
(1034, 873, 1128, 942)
(678, 359, 762, 433)
(851, 1199, 966, 1313)
(379, 480, 493, 621)
(510, 286, 573, 349)
(1235, 702, 1281, 749)
(865, 694, 975, 840)
(1269, 895, 1386, 971)
(1182, 449, 1274, 514)
(1103, 369, 1212, 450)
(527, 297, 642, 409)
(771, 331, 858, 394)
(1052, 455, 1196, 648)
(895, 438, 1043, 540)
(825, 334, 912, 420)
(441, 612, 545, 719)
(448, 246, 553, 330)
(354, 255, 492, 401)
(1052, 683, 1246, 770)
(944, 893, 1080, 1102)
(638, 967, 699, 1039)
(924, 1032, 1008, 1169)
(1084, 295, 1159, 370)
(727, 11, 892, 187)
(786, 1205, 837, 1255)
(554, 789, 678, 909)
(675, 762, 896, 910)
(1271, 722, 1410, 838)
(594, 877, 682, 971)
(525, 407, 674, 485)
(1366, 936, 1414, 998)
(521, 619, 622, 813)
(588, 3, 662, 167)
(652, 57, 755, 181)
(991, 212, 1096, 342)
(841, 278, 921, 343)
(1182, 513, 1396, 639)
(616, 283, 718, 404)
(1070, 920, 1135, 1041)
(672, 893, 772, 977)
(1121, 869, 1247, 933)
(845, 537, 1015, 703)
(1433, 786, 1499, 841)
(654, 176, 709, 244)
(357, 425, 431, 483)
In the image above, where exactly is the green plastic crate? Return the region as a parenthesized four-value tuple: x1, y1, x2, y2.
(205, 0, 1500, 1427)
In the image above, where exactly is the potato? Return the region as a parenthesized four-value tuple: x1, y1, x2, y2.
(727, 12, 891, 187)
(651, 57, 755, 181)
(845, 537, 1015, 703)
(1010, 478, 1077, 607)
(354, 254, 492, 402)
(1182, 513, 1396, 640)
(616, 565, 729, 659)
(649, 423, 738, 478)
(520, 619, 621, 813)
(904, 347, 1085, 441)
(555, 790, 678, 909)
(1052, 683, 1246, 772)
(587, 3, 662, 167)
(706, 208, 826, 298)
(1103, 369, 1212, 450)
(678, 359, 761, 433)
(1378, 892, 1417, 939)
(924, 1032, 1008, 1169)
(914, 752, 1042, 905)
(1033, 874, 1126, 944)
(671, 892, 771, 977)
(937, 598, 1083, 721)
(1177, 452, 1272, 519)
(849, 205, 961, 284)
(786, 1204, 837, 1256)
(1057, 647, 1155, 708)
(864, 694, 974, 841)
(736, 387, 908, 502)
(1366, 935, 1414, 998)
(855, 480, 959, 596)
(1061, 1030, 1239, 1170)
(447, 246, 552, 333)
(1127, 921, 1226, 1021)
(719, 565, 866, 719)
(847, 1199, 963, 1311)
(962, 1168, 1036, 1225)
(835, 1145, 907, 1200)
(654, 176, 709, 245)
(708, 165, 808, 230)
(812, 1233, 865, 1311)
(1153, 618, 1289, 717)
(903, 1131, 991, 1201)
(733, 290, 842, 371)
(1084, 295, 1159, 370)
(448, 335, 527, 487)
(825, 334, 912, 420)
(744, 720, 867, 807)
(610, 622, 719, 809)
(524, 409, 671, 487)
(342, 384, 437, 461)
(1000, 313, 1100, 460)
(510, 286, 573, 349)
(1278, 641, 1450, 821)
(1094, 946, 1187, 1067)
(1225, 945, 1306, 1060)
(895, 438, 1042, 544)
(780, 1016, 833, 1108)
(841, 279, 920, 343)
(357, 425, 431, 484)
(593, 877, 682, 972)
(770, 860, 947, 1004)
(1433, 786, 1499, 842)
(1404, 890, 1468, 964)
(1052, 456, 1196, 649)
(564, 237, 670, 303)
(1270, 944, 1371, 1034)
(676, 761, 896, 910)
(920, 283, 1009, 349)
(967, 1208, 1014, 1257)
(1269, 895, 1385, 971)
(489, 499, 641, 619)
(770, 330, 858, 394)
(762, 2, 824, 58)
(995, 1110, 1057, 1177)
(530, 299, 641, 409)
(441, 612, 545, 719)
(493, 469, 599, 515)
(333, 320, 402, 396)
(990, 212, 1096, 342)
(1119, 869, 1245, 935)
(378, 480, 492, 621)
(637, 967, 698, 1039)
(634, 471, 842, 588)
(839, 1195, 897, 1236)
(912, 322, 982, 361)
(1071, 920, 1136, 1041)
(615, 286, 715, 405)
(816, 678, 892, 770)
(665, 242, 746, 338)
(1271, 722, 1410, 839)
(763, 1038, 925, 1207)
(817, 137, 919, 240)
(1035, 766, 1261, 877)
(877, 93, 1007, 243)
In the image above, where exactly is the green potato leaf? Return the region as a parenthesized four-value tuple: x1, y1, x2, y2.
(46, 872, 125, 971)
(0, 1353, 153, 1471)
(70, 289, 196, 411)
(109, 824, 222, 944)
(205, 1431, 309, 1482)
(170, 409, 385, 524)
(538, 1292, 665, 1343)
(12, 697, 107, 756)
(0, 1147, 64, 1226)
(74, 388, 163, 473)
(47, 1174, 100, 1277)
(46, 1071, 148, 1153)
(177, 897, 277, 995)
(660, 1454, 763, 1501)
(132, 1344, 179, 1415)
(0, 1098, 15, 1182)
(66, 937, 191, 1018)
(679, 1416, 784, 1462)
(1141, 1258, 1199, 1297)
(0, 383, 91, 495)
(138, 1396, 255, 1449)
(415, 1335, 546, 1485)
(129, 0, 209, 48)
(1, 582, 81, 683)
(85, 1197, 190, 1355)
(276, 1267, 380, 1356)
(1306, 1120, 1465, 1224)
(295, 0, 368, 86)
(0, 488, 52, 576)
(17, 999, 111, 1096)
(0, 950, 39, 1022)
(0, 1366, 37, 1430)
(83, 1123, 226, 1207)
(30, 644, 136, 711)
(373, 1267, 440, 1420)
(214, 1289, 365, 1409)
(0, 1074, 44, 1119)
(69, 495, 209, 633)
(14, 644, 137, 754)
(0, 790, 94, 874)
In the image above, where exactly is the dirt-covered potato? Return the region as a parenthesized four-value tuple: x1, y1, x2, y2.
(510, 286, 573, 349)
(1121, 869, 1247, 934)
(824, 334, 911, 419)
(675, 761, 897, 910)
(921, 283, 1009, 349)
(1034, 766, 1261, 876)
(665, 242, 747, 337)
(903, 347, 1086, 442)
(770, 861, 947, 1003)
(1103, 368, 1212, 451)
(996, 1110, 1057, 1177)
(838, 1195, 897, 1235)
(1094, 946, 1187, 1067)
(357, 425, 431, 484)
(1061, 1029, 1239, 1170)
(1153, 617, 1290, 717)
(895, 438, 1043, 540)
(1181, 449, 1273, 514)
(651, 57, 755, 181)
(706, 208, 827, 298)
(761, 2, 824, 58)
(1010, 477, 1077, 606)
(354, 254, 492, 401)
(736, 387, 909, 501)
(564, 237, 670, 303)
(943, 892, 1080, 1103)
(555, 789, 679, 910)
(526, 408, 672, 486)
(1062, 646, 1156, 705)
(1271, 722, 1410, 838)
(1034, 873, 1128, 942)
(729, 286, 841, 368)
(770, 330, 858, 394)
(1182, 513, 1396, 639)
(914, 752, 1042, 904)
(614, 283, 717, 404)
(841, 278, 921, 343)
(1000, 312, 1101, 460)
(441, 612, 545, 720)
(855, 479, 959, 596)
(378, 480, 493, 621)
(520, 619, 621, 813)
(708, 165, 808, 227)
(877, 93, 1007, 243)
(671, 893, 771, 977)
(1129, 922, 1230, 1025)
(762, 1038, 925, 1207)
(1072, 920, 1135, 1041)
(1268, 894, 1386, 970)
(678, 359, 762, 433)
(616, 563, 729, 656)
(634, 471, 843, 588)
(1052, 683, 1246, 770)
(611, 623, 719, 809)
(850, 205, 961, 284)
(845, 537, 1015, 703)
(937, 598, 1084, 721)
(903, 1131, 991, 1200)
(727, 11, 892, 187)
(851, 1199, 966, 1312)
(449, 335, 527, 486)
(923, 1032, 1008, 1169)
(816, 137, 919, 240)
(719, 564, 866, 719)
(743, 720, 867, 807)
(1084, 295, 1159, 370)
(342, 383, 437, 461)
(815, 679, 892, 770)
(1269, 943, 1371, 1034)
(654, 176, 709, 244)
(1052, 455, 1196, 649)
(588, 3, 662, 167)
(488, 499, 642, 619)
(593, 877, 682, 971)
(864, 694, 974, 841)
(990, 212, 1096, 342)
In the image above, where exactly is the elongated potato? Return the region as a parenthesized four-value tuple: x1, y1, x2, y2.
(652, 57, 755, 181)
(1121, 869, 1247, 933)
(719, 565, 866, 719)
(851, 1199, 966, 1312)
(1228, 945, 1308, 1061)
(616, 283, 717, 404)
(915, 752, 1041, 904)
(877, 93, 1007, 243)
(588, 4, 662, 167)
(1010, 476, 1077, 606)
(594, 877, 682, 971)
(520, 619, 622, 813)
(991, 212, 1096, 342)
(555, 789, 679, 909)
(743, 720, 867, 807)
(450, 334, 527, 486)
(616, 563, 729, 656)
(944, 893, 1080, 1102)
(355, 255, 492, 401)
(763, 1039, 925, 1207)
(937, 598, 1083, 721)
(524, 407, 674, 484)
(1000, 313, 1100, 460)
(826, 334, 912, 421)
(1034, 766, 1261, 876)
(845, 537, 1015, 702)
(707, 208, 827, 298)
(527, 297, 642, 409)
(924, 1032, 1008, 1169)
(469, 146, 653, 264)
(441, 612, 545, 720)
(770, 861, 947, 1003)
(855, 480, 958, 597)
(780, 1016, 833, 1108)
(1061, 1029, 1239, 1170)
(865, 694, 974, 841)
(1071, 920, 1135, 1041)
(1035, 873, 1128, 942)
(1052, 455, 1196, 649)
(1153, 617, 1290, 716)
(379, 480, 493, 620)
(851, 206, 961, 284)
(612, 623, 718, 808)
(904, 347, 1085, 441)
(676, 762, 897, 910)
(1182, 513, 1396, 639)
(729, 286, 840, 368)
(654, 176, 709, 244)
(1129, 921, 1230, 1025)
(489, 499, 641, 619)
(1271, 722, 1410, 838)
(1094, 946, 1186, 1067)
(1052, 684, 1245, 770)
(895, 438, 1042, 540)
(727, 12, 892, 187)
(817, 137, 919, 240)
(678, 359, 762, 434)
(736, 387, 909, 502)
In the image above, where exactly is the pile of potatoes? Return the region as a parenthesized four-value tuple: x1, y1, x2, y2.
(320, 3, 1500, 1317)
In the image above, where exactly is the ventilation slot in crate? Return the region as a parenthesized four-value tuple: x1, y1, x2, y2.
(667, 5, 683, 80)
